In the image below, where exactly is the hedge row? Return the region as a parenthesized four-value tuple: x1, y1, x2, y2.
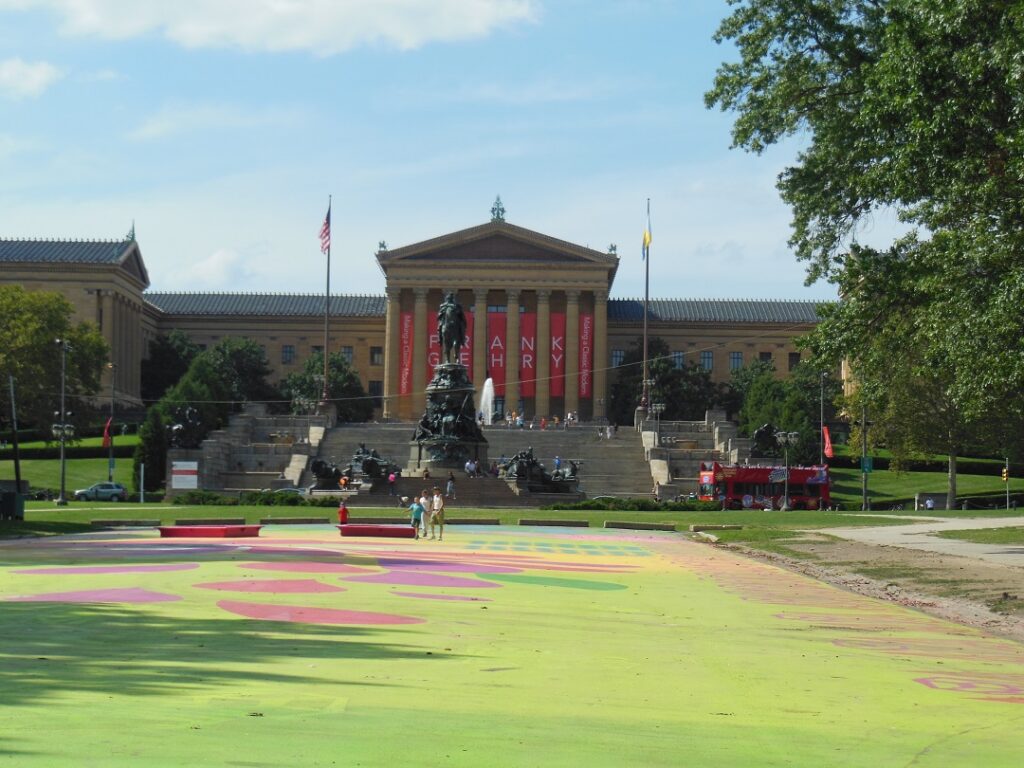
(543, 497, 722, 512)
(172, 490, 346, 507)
(826, 455, 1018, 475)
(0, 445, 135, 461)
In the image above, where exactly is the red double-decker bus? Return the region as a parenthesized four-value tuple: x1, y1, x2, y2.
(698, 462, 831, 510)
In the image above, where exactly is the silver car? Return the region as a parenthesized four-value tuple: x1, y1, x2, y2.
(73, 482, 128, 501)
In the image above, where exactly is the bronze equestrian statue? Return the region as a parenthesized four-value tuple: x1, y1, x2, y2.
(437, 292, 467, 365)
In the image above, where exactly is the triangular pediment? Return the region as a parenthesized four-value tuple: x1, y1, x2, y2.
(377, 221, 618, 271)
(118, 242, 151, 289)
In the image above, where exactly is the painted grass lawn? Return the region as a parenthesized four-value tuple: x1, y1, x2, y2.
(1, 525, 1021, 767)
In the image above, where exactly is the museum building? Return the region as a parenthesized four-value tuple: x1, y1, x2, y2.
(0, 214, 822, 420)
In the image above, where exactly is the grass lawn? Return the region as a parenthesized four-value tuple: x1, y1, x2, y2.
(935, 526, 1024, 545)
(11, 457, 135, 493)
(829, 466, 1022, 507)
(6, 434, 140, 450)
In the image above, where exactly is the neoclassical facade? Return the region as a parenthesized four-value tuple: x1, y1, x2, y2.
(1, 216, 822, 418)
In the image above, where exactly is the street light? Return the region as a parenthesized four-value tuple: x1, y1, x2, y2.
(775, 430, 799, 510)
(53, 338, 73, 505)
(819, 371, 827, 465)
(650, 402, 666, 442)
(107, 361, 116, 482)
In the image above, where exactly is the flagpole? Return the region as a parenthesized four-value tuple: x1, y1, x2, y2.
(321, 195, 332, 405)
(642, 198, 650, 410)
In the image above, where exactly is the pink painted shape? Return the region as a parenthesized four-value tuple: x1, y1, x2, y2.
(392, 591, 492, 602)
(217, 599, 424, 625)
(11, 564, 200, 575)
(8, 587, 182, 603)
(194, 579, 344, 594)
(344, 571, 501, 588)
(240, 561, 375, 574)
(377, 558, 521, 574)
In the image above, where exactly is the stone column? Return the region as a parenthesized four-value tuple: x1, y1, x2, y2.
(412, 288, 428, 416)
(473, 289, 487, 387)
(565, 290, 580, 419)
(593, 290, 608, 421)
(101, 290, 115, 396)
(535, 289, 551, 419)
(505, 289, 520, 417)
(382, 288, 401, 419)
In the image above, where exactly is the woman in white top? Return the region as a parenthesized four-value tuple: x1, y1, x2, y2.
(419, 489, 432, 537)
(430, 487, 445, 541)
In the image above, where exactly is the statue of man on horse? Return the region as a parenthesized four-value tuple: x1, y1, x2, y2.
(437, 292, 467, 365)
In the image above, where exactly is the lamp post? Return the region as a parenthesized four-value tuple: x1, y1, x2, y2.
(53, 338, 73, 505)
(775, 430, 799, 510)
(650, 402, 665, 443)
(107, 361, 116, 482)
(819, 372, 827, 465)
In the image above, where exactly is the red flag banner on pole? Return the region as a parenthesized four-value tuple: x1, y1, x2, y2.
(319, 204, 331, 254)
(102, 417, 113, 449)
(823, 426, 834, 459)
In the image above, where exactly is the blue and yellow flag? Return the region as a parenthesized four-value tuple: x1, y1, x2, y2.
(642, 200, 651, 260)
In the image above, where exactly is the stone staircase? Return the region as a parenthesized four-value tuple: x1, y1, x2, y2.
(308, 421, 655, 505)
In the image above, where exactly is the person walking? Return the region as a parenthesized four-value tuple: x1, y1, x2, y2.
(430, 486, 446, 541)
(418, 488, 432, 537)
(406, 496, 424, 539)
(446, 471, 456, 500)
(387, 470, 397, 496)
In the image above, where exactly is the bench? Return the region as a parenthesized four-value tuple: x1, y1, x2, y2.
(91, 519, 161, 528)
(446, 518, 500, 525)
(604, 521, 676, 531)
(338, 524, 416, 538)
(259, 517, 332, 525)
(518, 519, 589, 527)
(174, 518, 246, 526)
(158, 525, 262, 538)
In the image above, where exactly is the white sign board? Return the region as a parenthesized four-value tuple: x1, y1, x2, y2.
(171, 460, 199, 490)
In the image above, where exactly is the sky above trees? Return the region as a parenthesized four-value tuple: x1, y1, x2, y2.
(0, 0, 898, 301)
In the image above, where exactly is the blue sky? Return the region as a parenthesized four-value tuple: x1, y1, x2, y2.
(0, 0, 862, 301)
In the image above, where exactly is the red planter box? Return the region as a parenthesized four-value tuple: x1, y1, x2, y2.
(338, 524, 416, 539)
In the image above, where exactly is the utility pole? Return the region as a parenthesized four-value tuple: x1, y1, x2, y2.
(861, 402, 869, 511)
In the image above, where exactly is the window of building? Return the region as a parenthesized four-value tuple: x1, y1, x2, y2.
(611, 349, 625, 367)
(487, 304, 507, 313)
(281, 345, 296, 365)
(671, 351, 684, 369)
(341, 345, 354, 364)
(369, 346, 383, 366)
(312, 345, 323, 356)
(759, 351, 773, 364)
(700, 351, 713, 372)
(730, 351, 743, 371)
(368, 380, 383, 408)
(788, 352, 801, 371)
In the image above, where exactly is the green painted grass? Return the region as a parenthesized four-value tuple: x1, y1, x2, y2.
(0, 526, 1021, 766)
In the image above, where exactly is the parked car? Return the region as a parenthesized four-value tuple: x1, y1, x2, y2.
(73, 482, 128, 502)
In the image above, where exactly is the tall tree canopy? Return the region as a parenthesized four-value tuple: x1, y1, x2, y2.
(707, 0, 1024, 502)
(140, 330, 200, 403)
(280, 351, 373, 423)
(0, 285, 107, 433)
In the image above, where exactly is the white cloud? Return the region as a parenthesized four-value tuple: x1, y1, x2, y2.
(128, 103, 303, 140)
(0, 132, 37, 161)
(0, 57, 62, 98)
(186, 247, 256, 288)
(3, 0, 538, 54)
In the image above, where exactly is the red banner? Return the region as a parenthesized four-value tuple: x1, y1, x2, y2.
(519, 312, 537, 397)
(579, 313, 593, 399)
(823, 425, 834, 459)
(399, 312, 413, 395)
(487, 311, 507, 395)
(426, 309, 473, 381)
(550, 312, 566, 397)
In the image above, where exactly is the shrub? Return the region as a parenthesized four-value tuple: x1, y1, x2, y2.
(171, 490, 238, 506)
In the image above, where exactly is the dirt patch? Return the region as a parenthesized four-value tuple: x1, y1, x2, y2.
(720, 537, 1024, 643)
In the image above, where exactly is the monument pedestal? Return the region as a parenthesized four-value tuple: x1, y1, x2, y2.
(408, 363, 488, 474)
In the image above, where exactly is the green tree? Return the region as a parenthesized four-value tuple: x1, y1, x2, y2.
(0, 285, 108, 433)
(202, 336, 280, 408)
(133, 407, 167, 494)
(706, 0, 1024, 499)
(608, 337, 720, 426)
(281, 351, 373, 423)
(141, 330, 199, 403)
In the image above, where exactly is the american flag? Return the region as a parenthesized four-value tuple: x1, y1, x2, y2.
(768, 468, 788, 483)
(319, 204, 331, 254)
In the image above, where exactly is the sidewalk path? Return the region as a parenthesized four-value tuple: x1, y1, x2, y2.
(825, 516, 1024, 567)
